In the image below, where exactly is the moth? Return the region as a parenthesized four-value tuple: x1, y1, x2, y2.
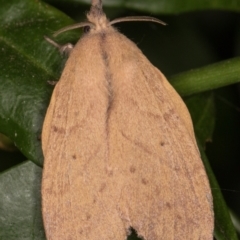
(41, 0, 214, 239)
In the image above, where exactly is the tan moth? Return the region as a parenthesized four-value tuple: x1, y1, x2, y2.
(41, 0, 214, 239)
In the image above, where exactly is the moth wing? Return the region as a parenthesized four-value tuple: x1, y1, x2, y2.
(106, 32, 214, 239)
(41, 34, 127, 240)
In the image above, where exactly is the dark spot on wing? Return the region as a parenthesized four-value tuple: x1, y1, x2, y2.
(166, 202, 172, 209)
(141, 178, 148, 185)
(99, 183, 106, 192)
(129, 165, 136, 173)
(174, 166, 180, 172)
(52, 126, 57, 132)
(72, 154, 76, 160)
(52, 126, 65, 134)
(160, 141, 165, 146)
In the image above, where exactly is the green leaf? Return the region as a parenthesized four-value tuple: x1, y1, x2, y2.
(0, 133, 17, 151)
(45, 0, 240, 14)
(170, 57, 240, 97)
(0, 161, 45, 240)
(185, 92, 215, 146)
(206, 87, 240, 238)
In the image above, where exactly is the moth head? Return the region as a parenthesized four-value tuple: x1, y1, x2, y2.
(86, 0, 109, 31)
(52, 0, 166, 37)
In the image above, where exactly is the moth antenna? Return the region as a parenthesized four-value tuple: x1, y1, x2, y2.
(110, 16, 166, 26)
(53, 22, 94, 37)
